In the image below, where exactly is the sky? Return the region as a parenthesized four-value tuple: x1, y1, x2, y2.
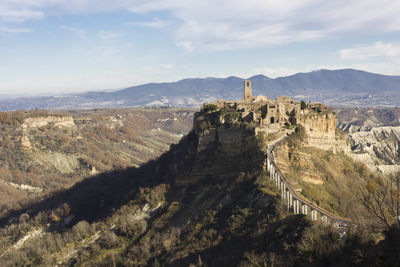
(1, 0, 400, 95)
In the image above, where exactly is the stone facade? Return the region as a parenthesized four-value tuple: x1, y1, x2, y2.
(244, 80, 252, 100)
(213, 82, 303, 128)
(201, 80, 346, 152)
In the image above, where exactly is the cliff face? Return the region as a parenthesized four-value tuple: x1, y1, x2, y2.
(176, 112, 264, 185)
(22, 116, 75, 128)
(339, 124, 400, 175)
(300, 113, 350, 153)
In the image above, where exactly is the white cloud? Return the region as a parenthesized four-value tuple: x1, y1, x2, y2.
(60, 25, 86, 38)
(1, 0, 400, 52)
(98, 30, 120, 40)
(140, 63, 175, 72)
(162, 63, 174, 69)
(0, 26, 31, 33)
(175, 41, 193, 52)
(94, 46, 120, 57)
(128, 19, 172, 28)
(0, 8, 44, 22)
(339, 42, 400, 60)
(126, 0, 400, 51)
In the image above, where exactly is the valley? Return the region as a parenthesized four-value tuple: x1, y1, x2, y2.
(334, 107, 400, 175)
(0, 99, 399, 265)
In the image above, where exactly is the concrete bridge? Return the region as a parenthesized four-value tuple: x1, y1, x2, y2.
(265, 138, 351, 226)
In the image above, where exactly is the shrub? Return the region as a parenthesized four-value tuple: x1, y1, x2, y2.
(72, 220, 91, 238)
(202, 104, 218, 113)
(301, 100, 307, 110)
(101, 231, 120, 248)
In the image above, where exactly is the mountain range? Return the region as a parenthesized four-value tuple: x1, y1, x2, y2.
(2, 68, 400, 110)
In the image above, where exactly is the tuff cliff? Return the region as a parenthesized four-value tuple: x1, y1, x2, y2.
(300, 112, 350, 153)
(22, 116, 75, 128)
(339, 123, 400, 175)
(175, 101, 346, 186)
(175, 111, 265, 185)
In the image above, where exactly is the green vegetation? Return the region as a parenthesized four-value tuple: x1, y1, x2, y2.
(300, 100, 307, 110)
(201, 103, 218, 113)
(219, 106, 241, 121)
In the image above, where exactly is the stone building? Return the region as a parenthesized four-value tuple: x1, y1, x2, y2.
(214, 80, 305, 127)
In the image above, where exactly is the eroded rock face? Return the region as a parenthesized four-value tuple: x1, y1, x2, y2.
(339, 124, 400, 175)
(176, 112, 264, 186)
(20, 135, 31, 148)
(22, 116, 75, 129)
(300, 113, 350, 153)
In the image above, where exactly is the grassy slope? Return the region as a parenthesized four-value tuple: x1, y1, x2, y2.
(275, 130, 375, 222)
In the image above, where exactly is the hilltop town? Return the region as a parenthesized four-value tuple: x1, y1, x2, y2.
(197, 80, 344, 154)
(211, 79, 326, 128)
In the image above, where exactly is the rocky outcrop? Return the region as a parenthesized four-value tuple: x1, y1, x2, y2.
(340, 124, 400, 175)
(300, 113, 350, 153)
(20, 135, 31, 148)
(22, 116, 75, 129)
(176, 113, 264, 185)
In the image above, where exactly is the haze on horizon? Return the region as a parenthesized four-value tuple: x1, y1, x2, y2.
(1, 0, 400, 96)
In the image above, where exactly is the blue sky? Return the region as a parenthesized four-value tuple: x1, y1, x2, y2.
(1, 0, 400, 95)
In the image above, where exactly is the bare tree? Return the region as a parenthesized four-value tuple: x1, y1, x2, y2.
(357, 175, 400, 229)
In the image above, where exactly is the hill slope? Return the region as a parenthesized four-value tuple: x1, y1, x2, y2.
(1, 105, 399, 266)
(0, 108, 194, 214)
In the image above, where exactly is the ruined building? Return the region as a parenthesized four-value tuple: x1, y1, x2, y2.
(213, 80, 324, 128)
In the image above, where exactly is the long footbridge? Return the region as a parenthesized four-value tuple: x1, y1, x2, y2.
(265, 138, 351, 226)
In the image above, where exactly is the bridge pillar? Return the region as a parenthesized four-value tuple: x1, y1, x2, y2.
(287, 191, 290, 210)
(311, 209, 318, 221)
(297, 200, 300, 214)
(294, 200, 300, 214)
(321, 215, 328, 224)
(293, 200, 297, 214)
(304, 204, 308, 215)
(282, 184, 286, 199)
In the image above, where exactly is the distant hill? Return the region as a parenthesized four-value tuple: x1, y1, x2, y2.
(2, 69, 400, 110)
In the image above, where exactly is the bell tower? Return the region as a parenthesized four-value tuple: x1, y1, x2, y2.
(244, 80, 252, 101)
